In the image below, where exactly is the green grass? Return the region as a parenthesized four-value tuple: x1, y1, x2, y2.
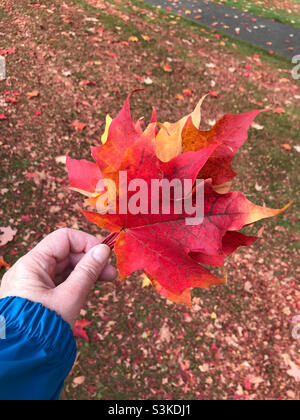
(70, 0, 294, 69)
(69, 0, 142, 37)
(0, 8, 6, 19)
(128, 0, 292, 68)
(211, 0, 300, 28)
(2, 0, 299, 400)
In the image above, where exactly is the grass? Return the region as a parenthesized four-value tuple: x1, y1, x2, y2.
(211, 0, 300, 28)
(0, 7, 6, 19)
(1, 0, 299, 401)
(129, 0, 293, 68)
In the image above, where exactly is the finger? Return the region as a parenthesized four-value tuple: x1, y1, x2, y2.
(30, 228, 101, 264)
(100, 264, 118, 282)
(55, 252, 85, 276)
(55, 251, 113, 278)
(22, 229, 102, 279)
(55, 261, 117, 286)
(56, 244, 111, 316)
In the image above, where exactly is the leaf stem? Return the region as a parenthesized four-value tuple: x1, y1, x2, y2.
(100, 231, 120, 249)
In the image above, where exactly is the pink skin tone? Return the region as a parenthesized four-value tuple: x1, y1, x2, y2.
(0, 228, 117, 328)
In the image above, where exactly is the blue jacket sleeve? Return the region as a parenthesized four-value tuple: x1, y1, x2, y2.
(0, 296, 77, 400)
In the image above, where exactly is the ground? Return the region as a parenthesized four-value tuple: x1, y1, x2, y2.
(211, 0, 300, 27)
(0, 0, 299, 400)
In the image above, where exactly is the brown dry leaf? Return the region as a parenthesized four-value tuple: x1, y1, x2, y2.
(287, 361, 300, 382)
(281, 144, 292, 151)
(55, 155, 67, 164)
(0, 227, 17, 247)
(159, 323, 172, 343)
(251, 122, 264, 130)
(26, 90, 39, 99)
(72, 376, 86, 387)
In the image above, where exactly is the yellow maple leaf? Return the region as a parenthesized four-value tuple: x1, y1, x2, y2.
(128, 36, 139, 42)
(155, 95, 207, 162)
(101, 114, 112, 144)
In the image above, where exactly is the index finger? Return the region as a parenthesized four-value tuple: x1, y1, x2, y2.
(31, 228, 101, 263)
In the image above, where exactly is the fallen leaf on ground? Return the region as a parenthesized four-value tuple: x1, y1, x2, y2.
(281, 144, 292, 151)
(183, 89, 192, 96)
(128, 36, 139, 42)
(26, 90, 39, 99)
(72, 121, 86, 131)
(73, 319, 91, 342)
(0, 257, 10, 269)
(159, 324, 172, 343)
(0, 227, 17, 247)
(273, 107, 285, 114)
(251, 122, 264, 130)
(55, 155, 67, 164)
(72, 376, 86, 387)
(287, 361, 300, 382)
(163, 63, 172, 72)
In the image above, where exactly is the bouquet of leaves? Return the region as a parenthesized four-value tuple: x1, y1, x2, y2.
(66, 93, 291, 307)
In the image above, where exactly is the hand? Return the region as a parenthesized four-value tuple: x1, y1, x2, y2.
(0, 228, 117, 328)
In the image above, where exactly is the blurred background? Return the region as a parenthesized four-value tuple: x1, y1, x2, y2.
(0, 0, 299, 400)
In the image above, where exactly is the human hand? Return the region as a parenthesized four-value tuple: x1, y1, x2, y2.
(0, 228, 117, 328)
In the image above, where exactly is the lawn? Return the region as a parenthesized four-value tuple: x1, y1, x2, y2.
(0, 0, 299, 400)
(211, 0, 300, 28)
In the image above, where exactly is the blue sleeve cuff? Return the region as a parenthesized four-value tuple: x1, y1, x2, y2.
(0, 296, 77, 400)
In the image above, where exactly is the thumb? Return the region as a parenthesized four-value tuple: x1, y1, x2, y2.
(61, 244, 111, 305)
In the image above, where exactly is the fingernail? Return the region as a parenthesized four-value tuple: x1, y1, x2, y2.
(92, 244, 111, 264)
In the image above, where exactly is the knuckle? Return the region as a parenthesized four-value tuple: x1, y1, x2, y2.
(56, 227, 70, 235)
(76, 263, 99, 281)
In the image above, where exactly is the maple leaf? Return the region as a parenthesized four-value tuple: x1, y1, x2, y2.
(101, 115, 113, 144)
(163, 63, 172, 72)
(183, 89, 192, 96)
(72, 121, 86, 131)
(128, 36, 139, 42)
(155, 95, 207, 162)
(287, 361, 300, 383)
(209, 90, 219, 98)
(66, 94, 292, 307)
(0, 257, 10, 269)
(155, 98, 268, 186)
(26, 90, 39, 99)
(273, 107, 285, 114)
(73, 319, 91, 342)
(190, 231, 258, 266)
(0, 48, 15, 56)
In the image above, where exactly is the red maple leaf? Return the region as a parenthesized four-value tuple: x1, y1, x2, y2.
(65, 93, 291, 307)
(72, 121, 86, 131)
(73, 319, 91, 342)
(0, 48, 15, 56)
(0, 257, 10, 270)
